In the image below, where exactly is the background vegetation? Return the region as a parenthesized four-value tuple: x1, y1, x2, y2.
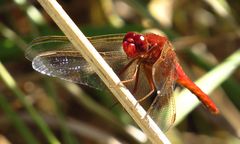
(0, 0, 240, 143)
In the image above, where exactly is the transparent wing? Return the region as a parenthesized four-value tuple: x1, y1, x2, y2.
(25, 34, 126, 61)
(149, 42, 177, 132)
(25, 34, 129, 89)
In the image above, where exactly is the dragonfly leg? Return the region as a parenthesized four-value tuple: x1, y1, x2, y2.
(132, 64, 140, 93)
(118, 57, 138, 76)
(137, 64, 155, 103)
(115, 58, 139, 88)
(137, 89, 154, 103)
(137, 80, 155, 103)
(120, 60, 141, 85)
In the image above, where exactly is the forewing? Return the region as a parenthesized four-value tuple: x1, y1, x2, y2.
(25, 34, 125, 61)
(149, 42, 177, 132)
(26, 34, 128, 89)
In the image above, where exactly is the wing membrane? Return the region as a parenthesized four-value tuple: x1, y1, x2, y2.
(25, 34, 125, 60)
(26, 34, 128, 89)
(149, 42, 177, 131)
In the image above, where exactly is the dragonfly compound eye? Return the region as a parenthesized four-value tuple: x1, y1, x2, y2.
(123, 40, 137, 58)
(123, 32, 149, 58)
(123, 32, 136, 42)
(123, 32, 138, 57)
(133, 34, 148, 52)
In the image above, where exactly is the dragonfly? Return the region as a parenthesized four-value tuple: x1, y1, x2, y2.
(26, 32, 219, 131)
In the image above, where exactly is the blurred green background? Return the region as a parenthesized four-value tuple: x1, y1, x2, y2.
(0, 0, 240, 143)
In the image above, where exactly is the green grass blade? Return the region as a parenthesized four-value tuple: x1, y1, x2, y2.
(44, 79, 78, 144)
(0, 93, 39, 144)
(0, 62, 60, 144)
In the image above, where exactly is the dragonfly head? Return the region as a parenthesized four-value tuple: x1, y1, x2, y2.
(123, 32, 149, 58)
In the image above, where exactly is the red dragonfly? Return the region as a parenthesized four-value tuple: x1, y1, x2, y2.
(26, 32, 219, 131)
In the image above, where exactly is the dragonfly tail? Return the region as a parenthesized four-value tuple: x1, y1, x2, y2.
(175, 63, 219, 114)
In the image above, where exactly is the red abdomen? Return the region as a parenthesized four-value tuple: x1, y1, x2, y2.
(175, 63, 219, 114)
